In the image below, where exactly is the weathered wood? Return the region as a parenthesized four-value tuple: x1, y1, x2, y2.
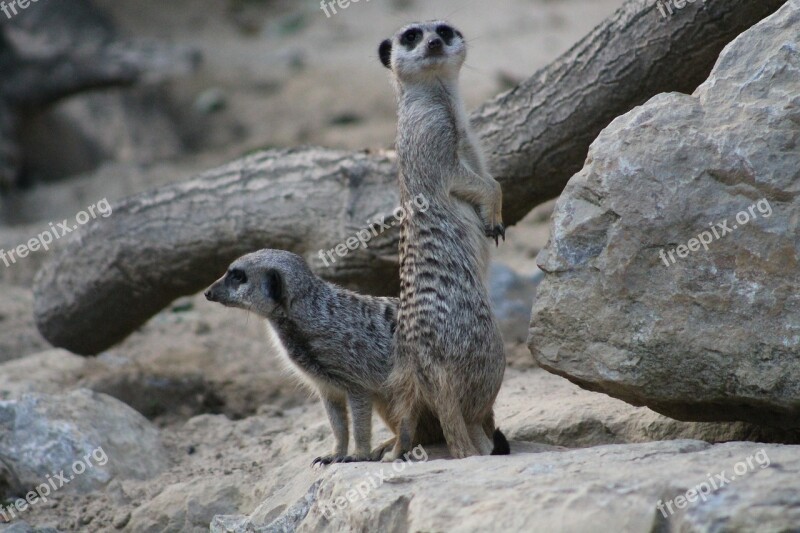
(33, 0, 788, 355)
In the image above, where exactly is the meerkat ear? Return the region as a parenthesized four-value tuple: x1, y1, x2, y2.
(263, 269, 284, 304)
(378, 39, 392, 69)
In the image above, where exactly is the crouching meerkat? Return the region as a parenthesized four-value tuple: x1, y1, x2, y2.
(205, 249, 509, 465)
(378, 21, 507, 459)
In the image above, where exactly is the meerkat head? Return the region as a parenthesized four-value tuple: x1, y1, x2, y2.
(379, 20, 466, 84)
(205, 249, 314, 319)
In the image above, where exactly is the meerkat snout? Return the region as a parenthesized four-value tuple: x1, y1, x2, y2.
(204, 268, 248, 305)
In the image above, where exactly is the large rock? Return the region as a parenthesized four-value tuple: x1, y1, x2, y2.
(0, 389, 168, 495)
(212, 440, 800, 532)
(529, 0, 800, 427)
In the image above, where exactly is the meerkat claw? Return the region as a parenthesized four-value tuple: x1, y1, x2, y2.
(486, 224, 505, 246)
(312, 455, 345, 467)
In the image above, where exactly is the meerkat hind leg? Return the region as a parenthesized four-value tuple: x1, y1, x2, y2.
(382, 409, 418, 462)
(434, 388, 480, 459)
(469, 423, 494, 455)
(371, 437, 396, 461)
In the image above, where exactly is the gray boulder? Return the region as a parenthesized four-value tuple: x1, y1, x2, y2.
(0, 389, 168, 496)
(529, 0, 800, 427)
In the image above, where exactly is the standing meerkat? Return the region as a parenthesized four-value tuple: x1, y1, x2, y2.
(378, 20, 507, 459)
(205, 249, 508, 465)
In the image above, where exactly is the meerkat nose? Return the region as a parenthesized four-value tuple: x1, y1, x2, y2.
(427, 38, 443, 51)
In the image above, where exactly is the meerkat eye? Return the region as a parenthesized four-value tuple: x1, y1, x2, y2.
(400, 28, 422, 47)
(227, 269, 247, 285)
(436, 25, 455, 43)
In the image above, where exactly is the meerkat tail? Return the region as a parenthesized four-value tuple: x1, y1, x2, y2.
(490, 428, 511, 456)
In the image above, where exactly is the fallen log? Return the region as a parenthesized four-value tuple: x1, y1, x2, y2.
(33, 0, 788, 355)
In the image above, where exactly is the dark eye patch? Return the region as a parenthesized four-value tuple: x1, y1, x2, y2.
(400, 28, 422, 49)
(436, 25, 455, 44)
(264, 269, 283, 303)
(227, 269, 247, 285)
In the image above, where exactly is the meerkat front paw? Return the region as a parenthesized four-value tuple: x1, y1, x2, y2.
(485, 223, 505, 246)
(479, 188, 504, 246)
(490, 181, 505, 246)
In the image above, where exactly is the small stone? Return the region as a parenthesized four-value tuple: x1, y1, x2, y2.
(112, 511, 131, 529)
